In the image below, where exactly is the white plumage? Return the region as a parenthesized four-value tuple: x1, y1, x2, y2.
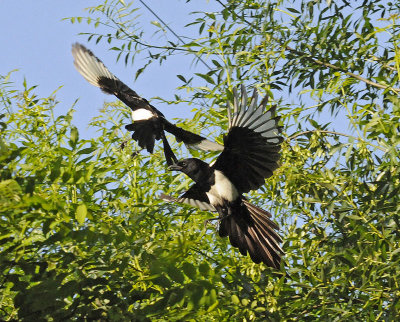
(206, 170, 239, 205)
(131, 109, 154, 121)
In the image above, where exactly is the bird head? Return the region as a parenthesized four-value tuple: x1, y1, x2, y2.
(168, 158, 210, 182)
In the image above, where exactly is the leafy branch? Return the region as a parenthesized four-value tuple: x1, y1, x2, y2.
(288, 130, 387, 152)
(285, 46, 400, 94)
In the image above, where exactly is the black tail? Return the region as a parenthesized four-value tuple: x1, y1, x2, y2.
(219, 200, 283, 268)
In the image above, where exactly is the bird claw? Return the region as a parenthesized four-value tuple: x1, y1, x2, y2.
(120, 140, 140, 158)
(203, 217, 220, 228)
(203, 212, 233, 229)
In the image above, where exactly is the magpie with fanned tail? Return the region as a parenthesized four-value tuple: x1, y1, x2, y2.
(71, 43, 223, 165)
(161, 86, 284, 268)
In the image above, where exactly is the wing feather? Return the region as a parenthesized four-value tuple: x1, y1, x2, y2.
(212, 86, 282, 193)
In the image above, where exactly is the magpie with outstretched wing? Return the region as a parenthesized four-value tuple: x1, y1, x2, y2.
(161, 86, 283, 268)
(71, 43, 223, 165)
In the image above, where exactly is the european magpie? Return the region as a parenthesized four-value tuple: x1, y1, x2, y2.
(161, 86, 283, 268)
(71, 43, 223, 165)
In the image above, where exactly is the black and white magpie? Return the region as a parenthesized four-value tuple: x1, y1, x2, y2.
(71, 43, 223, 165)
(161, 86, 283, 268)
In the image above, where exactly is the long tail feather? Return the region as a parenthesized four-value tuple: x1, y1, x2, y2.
(161, 132, 178, 166)
(219, 200, 283, 268)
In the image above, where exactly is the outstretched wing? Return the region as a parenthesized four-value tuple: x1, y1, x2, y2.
(212, 86, 283, 194)
(160, 184, 216, 212)
(72, 43, 155, 114)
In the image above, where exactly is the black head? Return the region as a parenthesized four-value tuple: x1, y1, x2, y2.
(168, 158, 210, 182)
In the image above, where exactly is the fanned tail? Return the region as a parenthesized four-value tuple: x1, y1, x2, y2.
(219, 199, 283, 268)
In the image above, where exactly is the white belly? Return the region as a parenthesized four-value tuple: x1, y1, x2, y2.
(131, 108, 154, 121)
(206, 170, 239, 206)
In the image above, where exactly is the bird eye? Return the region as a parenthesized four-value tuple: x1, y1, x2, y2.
(181, 162, 187, 167)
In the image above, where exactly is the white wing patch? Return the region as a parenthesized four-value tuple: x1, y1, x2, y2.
(185, 139, 224, 152)
(131, 108, 154, 121)
(159, 193, 216, 212)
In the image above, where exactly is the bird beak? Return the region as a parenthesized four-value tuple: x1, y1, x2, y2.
(168, 163, 182, 171)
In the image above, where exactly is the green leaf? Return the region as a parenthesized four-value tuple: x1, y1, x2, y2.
(75, 204, 87, 224)
(231, 294, 240, 305)
(182, 262, 196, 279)
(151, 20, 162, 29)
(166, 265, 184, 284)
(177, 74, 187, 83)
(195, 73, 215, 85)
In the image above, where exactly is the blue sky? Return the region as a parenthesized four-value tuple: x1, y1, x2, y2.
(0, 0, 220, 139)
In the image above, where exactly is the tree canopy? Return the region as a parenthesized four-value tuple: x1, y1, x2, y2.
(1, 0, 399, 320)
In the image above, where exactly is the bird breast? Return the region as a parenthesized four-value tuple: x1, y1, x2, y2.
(206, 170, 239, 206)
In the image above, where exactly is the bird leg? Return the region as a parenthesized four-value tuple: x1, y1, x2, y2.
(203, 216, 220, 228)
(120, 140, 128, 150)
(203, 207, 232, 228)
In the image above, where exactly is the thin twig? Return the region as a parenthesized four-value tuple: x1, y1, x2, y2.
(286, 46, 400, 94)
(288, 130, 387, 152)
(288, 130, 352, 140)
(139, 0, 212, 70)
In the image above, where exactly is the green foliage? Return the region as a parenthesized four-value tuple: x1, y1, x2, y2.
(1, 0, 400, 320)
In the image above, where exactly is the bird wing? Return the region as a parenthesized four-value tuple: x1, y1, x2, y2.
(162, 121, 223, 151)
(72, 43, 155, 113)
(71, 42, 156, 115)
(160, 184, 217, 212)
(212, 85, 283, 194)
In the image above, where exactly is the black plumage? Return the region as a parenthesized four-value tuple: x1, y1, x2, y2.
(71, 43, 223, 165)
(161, 86, 284, 268)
